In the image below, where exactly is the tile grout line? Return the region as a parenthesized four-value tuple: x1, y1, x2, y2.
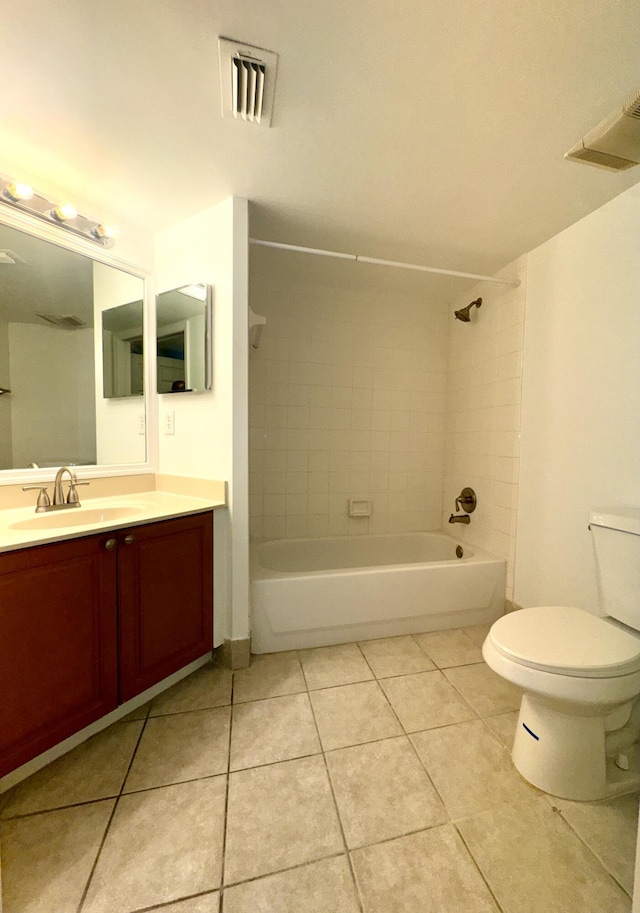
(218, 666, 236, 912)
(545, 801, 635, 900)
(222, 850, 349, 891)
(367, 650, 455, 825)
(305, 658, 367, 913)
(75, 710, 151, 913)
(440, 662, 499, 718)
(130, 887, 221, 912)
(454, 821, 508, 913)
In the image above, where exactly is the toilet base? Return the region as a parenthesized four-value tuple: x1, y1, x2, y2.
(512, 693, 640, 801)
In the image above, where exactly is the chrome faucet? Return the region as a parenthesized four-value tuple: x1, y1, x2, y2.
(23, 466, 90, 513)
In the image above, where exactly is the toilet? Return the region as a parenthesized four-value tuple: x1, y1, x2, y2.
(483, 508, 640, 801)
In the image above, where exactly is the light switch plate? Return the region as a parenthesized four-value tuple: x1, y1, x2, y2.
(164, 410, 175, 435)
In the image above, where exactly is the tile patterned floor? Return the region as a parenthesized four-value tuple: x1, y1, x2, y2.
(0, 625, 637, 913)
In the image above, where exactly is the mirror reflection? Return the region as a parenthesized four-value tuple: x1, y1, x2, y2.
(102, 300, 144, 398)
(156, 284, 212, 393)
(0, 222, 146, 470)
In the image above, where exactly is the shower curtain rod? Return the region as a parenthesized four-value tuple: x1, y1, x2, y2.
(249, 239, 520, 288)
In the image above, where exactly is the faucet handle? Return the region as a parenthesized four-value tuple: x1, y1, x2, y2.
(22, 485, 51, 510)
(67, 480, 90, 504)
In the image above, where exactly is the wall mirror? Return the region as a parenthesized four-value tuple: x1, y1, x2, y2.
(156, 284, 212, 393)
(0, 220, 146, 472)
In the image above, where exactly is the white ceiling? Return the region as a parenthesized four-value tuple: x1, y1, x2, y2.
(1, 0, 639, 287)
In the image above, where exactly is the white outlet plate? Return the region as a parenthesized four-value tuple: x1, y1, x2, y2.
(164, 410, 175, 435)
(137, 413, 146, 435)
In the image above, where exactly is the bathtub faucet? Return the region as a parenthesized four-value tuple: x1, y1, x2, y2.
(449, 513, 470, 524)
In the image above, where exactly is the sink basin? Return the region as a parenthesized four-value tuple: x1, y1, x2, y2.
(10, 506, 145, 531)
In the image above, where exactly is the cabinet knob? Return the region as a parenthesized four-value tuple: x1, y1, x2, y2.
(104, 538, 117, 551)
(123, 534, 135, 546)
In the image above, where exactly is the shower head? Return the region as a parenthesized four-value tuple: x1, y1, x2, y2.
(454, 297, 482, 322)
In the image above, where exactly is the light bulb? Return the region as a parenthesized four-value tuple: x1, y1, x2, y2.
(5, 181, 34, 202)
(93, 223, 120, 240)
(51, 203, 78, 222)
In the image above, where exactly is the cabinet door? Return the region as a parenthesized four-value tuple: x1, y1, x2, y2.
(0, 535, 118, 778)
(118, 512, 213, 702)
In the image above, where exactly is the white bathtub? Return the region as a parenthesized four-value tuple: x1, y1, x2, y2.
(250, 532, 506, 653)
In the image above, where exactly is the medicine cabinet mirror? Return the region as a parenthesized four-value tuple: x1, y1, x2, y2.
(0, 220, 147, 472)
(155, 284, 212, 393)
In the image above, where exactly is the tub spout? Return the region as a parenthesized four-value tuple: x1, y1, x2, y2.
(449, 513, 470, 524)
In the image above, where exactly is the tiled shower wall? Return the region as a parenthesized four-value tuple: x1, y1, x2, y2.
(443, 256, 526, 602)
(249, 256, 449, 539)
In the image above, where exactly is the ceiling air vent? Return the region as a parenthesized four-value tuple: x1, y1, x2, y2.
(565, 90, 640, 171)
(36, 313, 87, 330)
(218, 37, 278, 127)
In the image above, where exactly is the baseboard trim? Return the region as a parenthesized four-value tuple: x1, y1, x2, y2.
(217, 638, 251, 670)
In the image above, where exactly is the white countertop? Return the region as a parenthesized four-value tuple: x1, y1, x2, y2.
(0, 490, 225, 553)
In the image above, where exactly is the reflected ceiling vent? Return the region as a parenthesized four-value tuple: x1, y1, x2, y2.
(218, 37, 278, 127)
(565, 90, 640, 171)
(36, 313, 87, 330)
(0, 249, 25, 265)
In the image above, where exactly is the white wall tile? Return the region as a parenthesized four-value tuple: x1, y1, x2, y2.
(250, 259, 452, 540)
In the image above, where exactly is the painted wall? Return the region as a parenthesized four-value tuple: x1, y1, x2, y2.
(515, 183, 640, 615)
(154, 197, 249, 646)
(443, 258, 526, 603)
(249, 252, 449, 539)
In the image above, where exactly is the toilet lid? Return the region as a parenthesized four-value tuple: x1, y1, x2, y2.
(488, 606, 640, 678)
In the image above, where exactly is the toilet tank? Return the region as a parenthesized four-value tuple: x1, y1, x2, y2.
(589, 508, 640, 631)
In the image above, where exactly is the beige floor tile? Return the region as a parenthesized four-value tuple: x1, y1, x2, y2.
(326, 735, 447, 848)
(230, 693, 320, 771)
(124, 707, 230, 792)
(379, 670, 476, 733)
(148, 894, 219, 912)
(0, 722, 143, 818)
(299, 643, 374, 690)
(358, 635, 436, 678)
(310, 681, 402, 750)
(413, 628, 483, 668)
(150, 663, 232, 715)
(222, 856, 360, 913)
(444, 662, 522, 716)
(233, 652, 306, 703)
(483, 710, 518, 749)
(412, 719, 536, 818)
(351, 825, 500, 913)
(551, 792, 639, 894)
(0, 799, 115, 913)
(119, 701, 151, 722)
(82, 777, 226, 913)
(224, 755, 343, 884)
(458, 796, 631, 913)
(462, 623, 492, 646)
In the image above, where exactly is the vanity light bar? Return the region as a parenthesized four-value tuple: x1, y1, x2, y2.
(0, 175, 119, 248)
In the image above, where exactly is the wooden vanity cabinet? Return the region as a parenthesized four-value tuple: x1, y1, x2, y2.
(0, 510, 213, 779)
(117, 512, 213, 702)
(0, 535, 118, 778)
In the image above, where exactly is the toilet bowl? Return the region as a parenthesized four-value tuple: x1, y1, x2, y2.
(483, 507, 640, 801)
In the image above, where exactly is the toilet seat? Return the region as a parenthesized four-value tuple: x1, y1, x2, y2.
(487, 606, 640, 679)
